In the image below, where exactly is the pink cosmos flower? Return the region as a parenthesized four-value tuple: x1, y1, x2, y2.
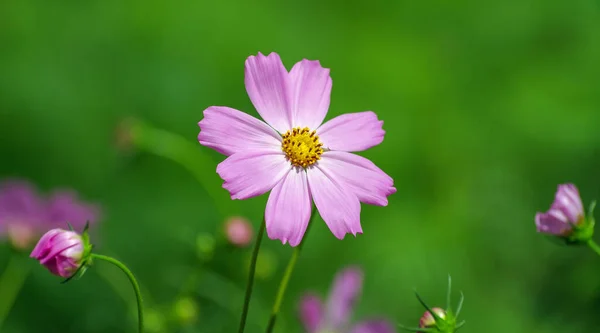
(46, 190, 100, 232)
(0, 179, 101, 249)
(299, 267, 395, 333)
(30, 228, 85, 278)
(0, 180, 46, 249)
(198, 52, 396, 246)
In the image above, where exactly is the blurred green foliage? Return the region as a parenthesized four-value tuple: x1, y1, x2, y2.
(1, 0, 600, 332)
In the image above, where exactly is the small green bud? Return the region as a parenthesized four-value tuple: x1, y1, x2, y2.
(246, 249, 277, 280)
(173, 297, 199, 325)
(196, 233, 216, 262)
(399, 276, 465, 333)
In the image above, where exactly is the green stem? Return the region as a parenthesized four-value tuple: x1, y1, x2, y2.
(238, 218, 266, 333)
(265, 210, 316, 333)
(0, 255, 30, 330)
(92, 254, 144, 333)
(587, 239, 600, 257)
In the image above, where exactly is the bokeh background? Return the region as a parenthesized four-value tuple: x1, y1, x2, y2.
(2, 0, 600, 332)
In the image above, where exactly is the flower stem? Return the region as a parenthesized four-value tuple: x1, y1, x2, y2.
(0, 255, 30, 330)
(238, 217, 266, 333)
(265, 211, 316, 333)
(587, 239, 600, 257)
(92, 254, 144, 333)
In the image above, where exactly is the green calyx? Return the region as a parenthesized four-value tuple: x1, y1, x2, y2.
(398, 276, 466, 333)
(61, 221, 94, 284)
(566, 201, 596, 245)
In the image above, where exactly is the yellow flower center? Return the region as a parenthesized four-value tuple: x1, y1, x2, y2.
(281, 127, 324, 168)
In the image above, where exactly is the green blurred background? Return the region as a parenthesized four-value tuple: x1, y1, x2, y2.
(1, 0, 600, 332)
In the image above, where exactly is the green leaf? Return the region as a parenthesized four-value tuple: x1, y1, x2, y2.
(414, 290, 443, 322)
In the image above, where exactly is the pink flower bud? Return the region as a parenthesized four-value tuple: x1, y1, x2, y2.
(30, 229, 85, 278)
(224, 216, 253, 247)
(419, 307, 446, 330)
(536, 184, 585, 236)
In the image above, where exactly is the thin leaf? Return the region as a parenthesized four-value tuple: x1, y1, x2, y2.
(455, 291, 464, 318)
(446, 275, 452, 311)
(414, 290, 442, 322)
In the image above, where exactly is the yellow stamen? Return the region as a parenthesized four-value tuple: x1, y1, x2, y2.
(281, 127, 324, 168)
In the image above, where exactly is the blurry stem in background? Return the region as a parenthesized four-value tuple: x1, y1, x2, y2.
(0, 254, 30, 330)
(265, 209, 316, 333)
(128, 118, 232, 218)
(238, 218, 266, 333)
(587, 239, 600, 257)
(92, 254, 145, 333)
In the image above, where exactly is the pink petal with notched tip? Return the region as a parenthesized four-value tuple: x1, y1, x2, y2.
(289, 59, 332, 129)
(307, 166, 362, 240)
(198, 106, 282, 156)
(325, 267, 363, 330)
(216, 150, 290, 200)
(265, 168, 312, 247)
(299, 294, 324, 333)
(318, 151, 395, 206)
(318, 111, 385, 152)
(244, 52, 292, 133)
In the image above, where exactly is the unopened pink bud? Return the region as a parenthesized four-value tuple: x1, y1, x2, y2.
(224, 216, 253, 247)
(419, 307, 446, 329)
(30, 229, 85, 278)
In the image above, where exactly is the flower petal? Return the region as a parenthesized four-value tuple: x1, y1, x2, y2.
(535, 209, 571, 236)
(245, 52, 292, 133)
(46, 190, 100, 230)
(350, 320, 396, 333)
(318, 151, 396, 206)
(30, 229, 62, 259)
(216, 150, 290, 200)
(550, 183, 584, 223)
(265, 168, 311, 246)
(299, 294, 324, 333)
(198, 106, 282, 156)
(289, 59, 332, 129)
(325, 267, 363, 329)
(0, 179, 45, 234)
(317, 111, 385, 152)
(307, 165, 362, 240)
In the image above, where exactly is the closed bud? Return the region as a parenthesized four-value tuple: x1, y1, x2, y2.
(30, 229, 85, 278)
(419, 307, 446, 330)
(196, 233, 216, 262)
(400, 276, 465, 333)
(173, 297, 199, 325)
(535, 184, 595, 244)
(223, 216, 253, 247)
